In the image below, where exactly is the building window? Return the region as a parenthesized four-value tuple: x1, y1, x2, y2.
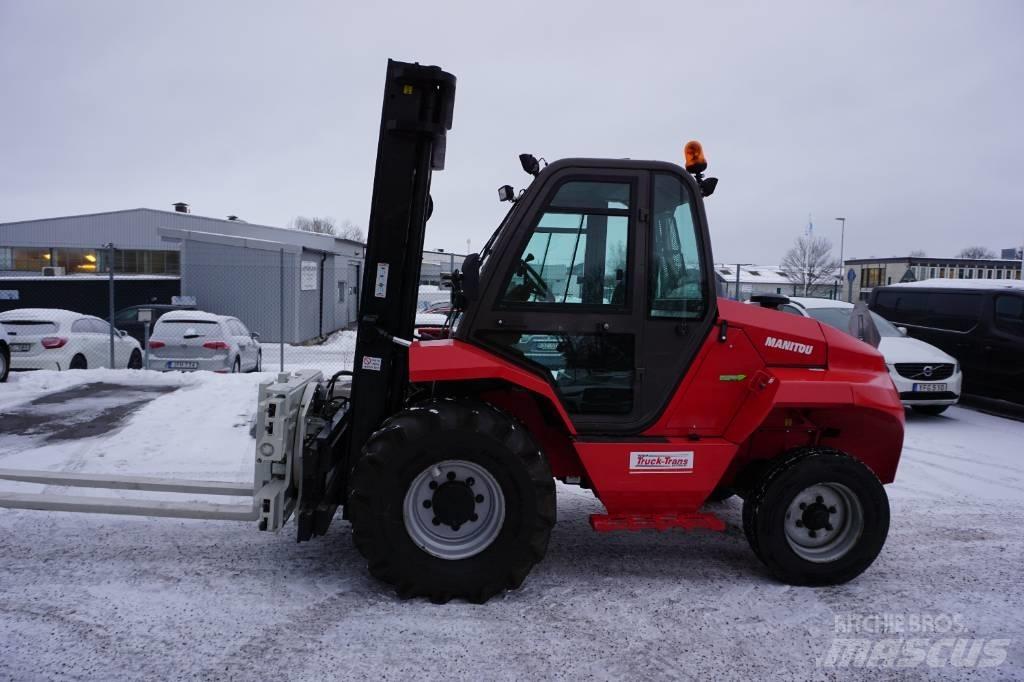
(996, 270, 1003, 279)
(987, 270, 993, 279)
(12, 247, 52, 271)
(861, 266, 886, 288)
(939, 267, 946, 278)
(55, 248, 100, 273)
(0, 247, 12, 270)
(958, 268, 965, 279)
(930, 267, 936, 278)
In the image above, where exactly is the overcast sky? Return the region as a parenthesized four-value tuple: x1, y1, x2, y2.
(1, 1, 1022, 264)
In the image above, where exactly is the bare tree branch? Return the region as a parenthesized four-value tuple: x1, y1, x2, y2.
(780, 235, 840, 296)
(957, 245, 996, 259)
(336, 219, 365, 242)
(908, 249, 927, 258)
(292, 216, 337, 235)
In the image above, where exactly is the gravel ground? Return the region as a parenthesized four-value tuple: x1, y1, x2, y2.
(0, 372, 1021, 680)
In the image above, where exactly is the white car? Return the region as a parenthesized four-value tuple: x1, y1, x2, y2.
(779, 297, 962, 415)
(0, 308, 143, 371)
(416, 286, 452, 327)
(0, 323, 10, 382)
(147, 310, 261, 373)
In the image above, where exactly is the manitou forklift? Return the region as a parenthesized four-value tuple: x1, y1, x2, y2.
(0, 60, 904, 603)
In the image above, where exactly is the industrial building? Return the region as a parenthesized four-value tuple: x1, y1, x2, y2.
(714, 264, 842, 301)
(844, 255, 1022, 302)
(0, 205, 364, 343)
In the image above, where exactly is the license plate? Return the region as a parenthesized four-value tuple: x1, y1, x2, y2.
(536, 342, 559, 351)
(10, 343, 31, 352)
(167, 361, 199, 370)
(913, 383, 947, 392)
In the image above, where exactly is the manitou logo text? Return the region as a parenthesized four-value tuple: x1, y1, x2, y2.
(764, 336, 815, 356)
(629, 451, 694, 474)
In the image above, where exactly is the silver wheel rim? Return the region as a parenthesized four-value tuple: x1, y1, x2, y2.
(0, 351, 6, 377)
(784, 482, 864, 563)
(403, 459, 505, 560)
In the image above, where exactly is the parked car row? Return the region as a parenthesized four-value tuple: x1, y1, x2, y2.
(0, 307, 262, 376)
(869, 280, 1024, 405)
(778, 297, 962, 415)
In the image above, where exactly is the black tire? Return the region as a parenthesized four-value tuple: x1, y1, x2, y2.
(254, 352, 262, 372)
(0, 343, 9, 383)
(127, 349, 143, 369)
(232, 357, 241, 373)
(348, 399, 556, 603)
(742, 447, 889, 586)
(69, 354, 88, 370)
(912, 405, 948, 416)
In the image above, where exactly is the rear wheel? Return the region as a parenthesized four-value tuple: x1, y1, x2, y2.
(127, 349, 143, 369)
(0, 343, 9, 382)
(254, 352, 262, 372)
(743, 447, 889, 585)
(232, 357, 241, 373)
(912, 404, 948, 416)
(69, 354, 87, 370)
(348, 399, 556, 603)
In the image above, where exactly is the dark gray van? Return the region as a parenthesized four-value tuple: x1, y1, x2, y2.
(869, 282, 1024, 404)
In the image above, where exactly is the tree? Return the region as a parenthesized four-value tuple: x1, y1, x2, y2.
(909, 249, 927, 258)
(957, 246, 996, 259)
(292, 216, 365, 243)
(336, 219, 365, 242)
(293, 216, 336, 235)
(780, 235, 840, 296)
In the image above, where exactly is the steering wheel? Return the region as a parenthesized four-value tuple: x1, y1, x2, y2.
(520, 260, 555, 302)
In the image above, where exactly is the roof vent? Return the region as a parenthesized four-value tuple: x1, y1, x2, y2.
(227, 215, 240, 221)
(172, 202, 190, 214)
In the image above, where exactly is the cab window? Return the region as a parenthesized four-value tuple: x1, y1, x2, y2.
(502, 181, 631, 306)
(649, 174, 706, 319)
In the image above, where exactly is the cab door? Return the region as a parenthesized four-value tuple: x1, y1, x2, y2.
(465, 162, 716, 435)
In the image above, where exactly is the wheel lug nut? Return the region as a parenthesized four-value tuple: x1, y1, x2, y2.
(466, 477, 475, 486)
(828, 506, 837, 514)
(475, 494, 484, 503)
(423, 500, 432, 508)
(431, 517, 440, 526)
(429, 481, 438, 490)
(808, 530, 817, 538)
(795, 520, 804, 528)
(452, 523, 461, 531)
(447, 472, 456, 481)
(825, 523, 833, 531)
(816, 495, 824, 504)
(470, 513, 478, 522)
(799, 502, 806, 510)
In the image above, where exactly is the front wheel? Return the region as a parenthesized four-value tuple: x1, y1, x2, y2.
(231, 357, 241, 373)
(743, 447, 889, 586)
(127, 349, 143, 369)
(254, 352, 262, 372)
(0, 344, 9, 383)
(347, 399, 556, 603)
(69, 354, 88, 370)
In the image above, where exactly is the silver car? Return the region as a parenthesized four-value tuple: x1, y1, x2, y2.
(147, 311, 261, 373)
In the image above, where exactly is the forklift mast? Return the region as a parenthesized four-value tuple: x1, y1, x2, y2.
(346, 60, 456, 474)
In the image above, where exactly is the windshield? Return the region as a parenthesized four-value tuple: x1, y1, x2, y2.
(805, 307, 901, 337)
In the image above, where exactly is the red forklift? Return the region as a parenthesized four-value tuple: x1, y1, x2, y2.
(0, 60, 904, 604)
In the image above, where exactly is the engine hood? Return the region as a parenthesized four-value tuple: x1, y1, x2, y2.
(878, 336, 957, 365)
(717, 298, 887, 372)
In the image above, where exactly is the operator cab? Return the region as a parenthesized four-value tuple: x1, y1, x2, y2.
(454, 153, 719, 434)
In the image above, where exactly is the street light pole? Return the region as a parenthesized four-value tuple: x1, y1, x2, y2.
(835, 217, 847, 300)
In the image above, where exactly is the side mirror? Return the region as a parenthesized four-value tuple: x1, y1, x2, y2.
(518, 153, 540, 177)
(455, 253, 481, 307)
(117, 329, 127, 337)
(896, 326, 908, 336)
(251, 332, 260, 340)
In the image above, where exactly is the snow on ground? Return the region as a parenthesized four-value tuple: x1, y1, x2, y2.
(0, 371, 1022, 679)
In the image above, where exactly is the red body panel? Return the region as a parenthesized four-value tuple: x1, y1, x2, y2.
(407, 298, 905, 518)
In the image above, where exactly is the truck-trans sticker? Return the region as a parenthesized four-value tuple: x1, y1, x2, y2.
(629, 451, 694, 474)
(763, 336, 815, 355)
(361, 355, 382, 371)
(374, 263, 389, 298)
